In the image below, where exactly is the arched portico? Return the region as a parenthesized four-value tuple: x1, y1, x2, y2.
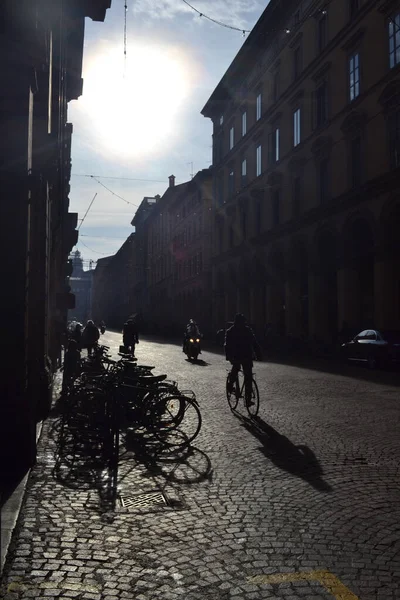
(338, 214, 376, 332)
(309, 228, 338, 344)
(266, 247, 286, 336)
(286, 239, 309, 338)
(375, 201, 400, 329)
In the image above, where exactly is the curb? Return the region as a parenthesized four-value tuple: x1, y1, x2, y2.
(0, 422, 43, 575)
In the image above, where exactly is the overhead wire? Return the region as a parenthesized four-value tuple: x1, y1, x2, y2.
(77, 239, 110, 255)
(77, 193, 97, 231)
(181, 0, 251, 35)
(71, 174, 166, 183)
(90, 176, 140, 207)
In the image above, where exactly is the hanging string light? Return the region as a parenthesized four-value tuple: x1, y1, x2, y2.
(181, 0, 251, 34)
(124, 0, 128, 77)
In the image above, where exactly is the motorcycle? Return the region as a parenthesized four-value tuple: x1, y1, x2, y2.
(185, 336, 201, 361)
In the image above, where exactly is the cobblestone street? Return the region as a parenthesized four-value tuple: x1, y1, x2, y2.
(2, 332, 400, 600)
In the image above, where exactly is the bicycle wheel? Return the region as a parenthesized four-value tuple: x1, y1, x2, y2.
(143, 392, 185, 432)
(226, 372, 240, 410)
(155, 396, 202, 448)
(246, 378, 260, 418)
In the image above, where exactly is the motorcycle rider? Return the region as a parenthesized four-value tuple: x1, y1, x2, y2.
(183, 319, 201, 353)
(100, 320, 106, 334)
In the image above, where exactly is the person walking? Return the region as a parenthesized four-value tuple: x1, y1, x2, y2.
(82, 320, 100, 357)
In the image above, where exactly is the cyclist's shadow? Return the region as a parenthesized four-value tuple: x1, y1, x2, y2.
(237, 414, 332, 492)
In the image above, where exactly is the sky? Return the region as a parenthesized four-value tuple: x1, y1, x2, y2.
(68, 0, 268, 268)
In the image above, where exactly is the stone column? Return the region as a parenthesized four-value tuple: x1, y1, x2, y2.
(374, 258, 396, 330)
(285, 278, 302, 338)
(337, 266, 359, 331)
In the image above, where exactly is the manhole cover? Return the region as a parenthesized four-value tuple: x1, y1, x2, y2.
(119, 491, 167, 509)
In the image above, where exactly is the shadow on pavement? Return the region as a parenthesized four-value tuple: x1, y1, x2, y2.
(185, 359, 210, 367)
(236, 414, 332, 493)
(121, 437, 213, 486)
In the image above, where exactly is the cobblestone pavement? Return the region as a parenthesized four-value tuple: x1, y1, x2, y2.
(2, 332, 400, 600)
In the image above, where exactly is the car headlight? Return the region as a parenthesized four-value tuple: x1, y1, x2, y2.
(196, 338, 200, 342)
(189, 338, 194, 342)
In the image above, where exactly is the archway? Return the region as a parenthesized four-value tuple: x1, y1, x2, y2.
(342, 216, 375, 331)
(287, 239, 309, 338)
(310, 229, 338, 344)
(266, 248, 286, 336)
(377, 202, 400, 329)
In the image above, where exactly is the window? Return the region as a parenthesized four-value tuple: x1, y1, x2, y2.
(272, 190, 280, 226)
(349, 0, 359, 19)
(318, 158, 329, 203)
(218, 222, 223, 253)
(228, 170, 235, 196)
(273, 71, 279, 102)
(318, 12, 328, 52)
(256, 93, 262, 120)
(389, 110, 400, 168)
(242, 111, 247, 136)
(240, 208, 247, 240)
(293, 46, 302, 80)
(268, 127, 280, 164)
(350, 136, 362, 187)
(255, 201, 262, 235)
(217, 174, 224, 206)
(229, 126, 235, 150)
(293, 108, 301, 146)
(389, 14, 400, 69)
(315, 81, 328, 127)
(241, 159, 247, 187)
(256, 144, 262, 176)
(293, 176, 302, 217)
(349, 52, 360, 101)
(215, 134, 223, 164)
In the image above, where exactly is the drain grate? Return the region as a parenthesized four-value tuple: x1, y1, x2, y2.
(119, 491, 168, 509)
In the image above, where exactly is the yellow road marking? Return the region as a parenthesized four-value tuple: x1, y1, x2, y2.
(248, 569, 359, 599)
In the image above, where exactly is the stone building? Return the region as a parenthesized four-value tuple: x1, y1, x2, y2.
(1, 0, 112, 483)
(68, 251, 94, 324)
(130, 196, 158, 328)
(145, 172, 213, 335)
(168, 170, 213, 334)
(91, 255, 114, 325)
(201, 0, 400, 345)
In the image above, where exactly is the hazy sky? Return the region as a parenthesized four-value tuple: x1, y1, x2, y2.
(69, 0, 268, 267)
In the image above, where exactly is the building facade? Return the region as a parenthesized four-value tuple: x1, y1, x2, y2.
(1, 0, 112, 483)
(68, 251, 94, 324)
(168, 170, 213, 335)
(202, 0, 400, 345)
(91, 256, 114, 325)
(144, 172, 213, 335)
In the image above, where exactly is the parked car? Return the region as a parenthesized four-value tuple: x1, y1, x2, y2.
(341, 329, 400, 369)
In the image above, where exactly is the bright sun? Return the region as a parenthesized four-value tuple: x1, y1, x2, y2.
(79, 43, 194, 159)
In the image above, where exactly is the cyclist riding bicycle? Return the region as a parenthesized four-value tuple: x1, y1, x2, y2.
(225, 313, 262, 406)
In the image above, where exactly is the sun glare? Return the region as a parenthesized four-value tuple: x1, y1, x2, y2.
(79, 43, 194, 159)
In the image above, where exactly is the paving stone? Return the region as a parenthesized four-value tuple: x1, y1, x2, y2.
(1, 335, 400, 600)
